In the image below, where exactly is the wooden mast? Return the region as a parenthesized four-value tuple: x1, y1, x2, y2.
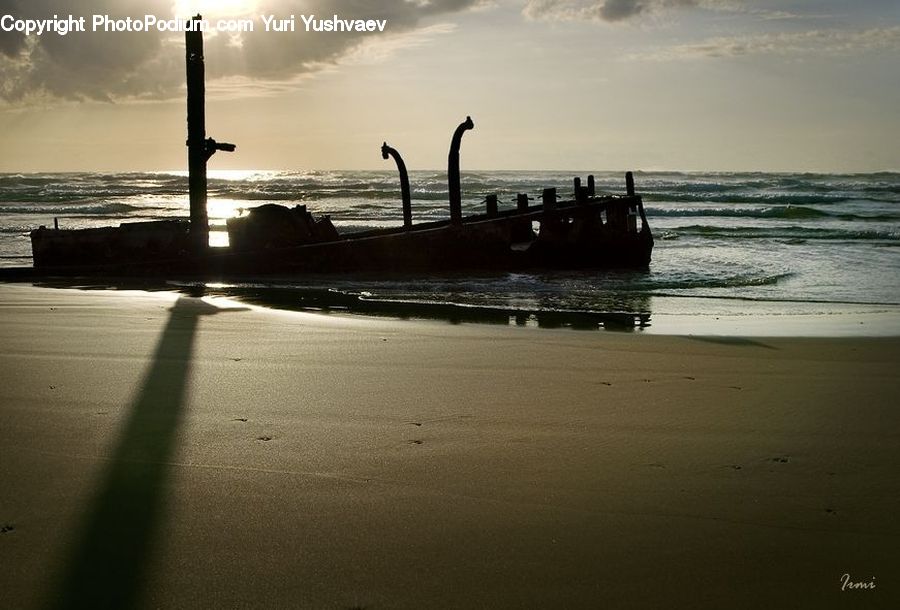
(185, 15, 234, 254)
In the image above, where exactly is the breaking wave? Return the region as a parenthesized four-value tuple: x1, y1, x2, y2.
(667, 225, 899, 242)
(645, 205, 899, 221)
(0, 202, 156, 215)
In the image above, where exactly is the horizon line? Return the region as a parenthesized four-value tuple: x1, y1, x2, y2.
(1, 168, 898, 176)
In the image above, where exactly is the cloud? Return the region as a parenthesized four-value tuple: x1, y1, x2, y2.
(627, 26, 900, 60)
(521, 0, 801, 23)
(341, 22, 458, 66)
(522, 0, 729, 22)
(0, 0, 484, 103)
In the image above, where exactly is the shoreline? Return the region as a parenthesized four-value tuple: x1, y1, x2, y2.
(3, 280, 899, 337)
(1, 283, 899, 608)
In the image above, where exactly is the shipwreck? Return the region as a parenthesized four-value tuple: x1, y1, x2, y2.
(16, 16, 652, 279)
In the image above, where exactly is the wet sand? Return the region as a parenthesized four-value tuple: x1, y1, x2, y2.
(0, 283, 898, 609)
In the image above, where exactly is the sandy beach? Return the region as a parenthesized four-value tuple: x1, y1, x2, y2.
(1, 282, 898, 609)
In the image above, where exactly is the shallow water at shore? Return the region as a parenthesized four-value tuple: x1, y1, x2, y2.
(22, 279, 900, 337)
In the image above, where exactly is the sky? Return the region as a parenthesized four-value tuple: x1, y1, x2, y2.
(0, 0, 898, 172)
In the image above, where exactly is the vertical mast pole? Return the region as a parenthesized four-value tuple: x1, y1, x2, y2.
(186, 15, 208, 254)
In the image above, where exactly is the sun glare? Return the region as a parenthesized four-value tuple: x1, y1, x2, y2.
(171, 0, 259, 19)
(207, 197, 251, 220)
(206, 169, 280, 182)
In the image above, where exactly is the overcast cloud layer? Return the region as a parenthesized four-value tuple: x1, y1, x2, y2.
(0, 0, 483, 102)
(1, 1, 896, 103)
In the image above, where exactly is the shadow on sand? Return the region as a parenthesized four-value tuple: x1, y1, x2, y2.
(47, 297, 245, 610)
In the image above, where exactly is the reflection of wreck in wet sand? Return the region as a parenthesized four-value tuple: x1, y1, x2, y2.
(201, 284, 653, 332)
(20, 15, 652, 279)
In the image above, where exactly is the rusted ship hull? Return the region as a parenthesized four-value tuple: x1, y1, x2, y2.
(23, 194, 652, 278)
(226, 196, 652, 275)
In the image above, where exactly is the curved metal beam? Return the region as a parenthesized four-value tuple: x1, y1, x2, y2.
(382, 142, 412, 229)
(448, 116, 474, 225)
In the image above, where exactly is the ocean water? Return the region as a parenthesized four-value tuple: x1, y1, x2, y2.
(1, 170, 898, 333)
